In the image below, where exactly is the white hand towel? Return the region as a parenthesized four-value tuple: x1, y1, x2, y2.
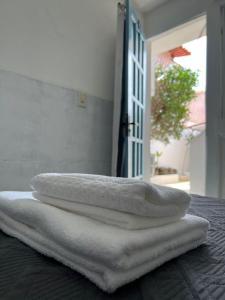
(31, 173, 191, 217)
(33, 192, 185, 230)
(0, 192, 208, 293)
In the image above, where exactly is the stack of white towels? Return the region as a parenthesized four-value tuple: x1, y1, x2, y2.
(0, 173, 209, 293)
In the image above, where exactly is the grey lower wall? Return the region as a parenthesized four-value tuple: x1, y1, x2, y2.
(0, 69, 113, 190)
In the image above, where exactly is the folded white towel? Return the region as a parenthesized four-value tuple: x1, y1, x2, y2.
(0, 191, 208, 292)
(31, 173, 191, 218)
(33, 192, 184, 230)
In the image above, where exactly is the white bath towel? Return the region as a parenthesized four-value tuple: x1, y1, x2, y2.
(33, 192, 183, 230)
(31, 173, 191, 218)
(0, 191, 208, 292)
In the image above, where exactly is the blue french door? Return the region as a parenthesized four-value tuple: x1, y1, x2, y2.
(127, 4, 146, 179)
(118, 1, 146, 178)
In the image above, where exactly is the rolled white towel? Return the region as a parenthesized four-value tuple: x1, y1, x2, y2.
(33, 192, 184, 230)
(31, 173, 191, 218)
(0, 191, 208, 292)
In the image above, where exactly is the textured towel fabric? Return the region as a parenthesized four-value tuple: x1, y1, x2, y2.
(33, 192, 183, 230)
(31, 173, 191, 218)
(0, 191, 208, 292)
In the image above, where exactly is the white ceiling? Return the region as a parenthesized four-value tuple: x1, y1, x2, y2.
(135, 0, 170, 12)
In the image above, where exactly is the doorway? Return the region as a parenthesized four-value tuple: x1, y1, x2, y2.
(147, 16, 207, 195)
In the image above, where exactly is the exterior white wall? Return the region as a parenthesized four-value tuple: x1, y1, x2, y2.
(151, 139, 189, 175)
(190, 132, 206, 195)
(0, 0, 118, 101)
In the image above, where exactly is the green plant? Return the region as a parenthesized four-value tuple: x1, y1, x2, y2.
(151, 64, 199, 144)
(153, 151, 163, 167)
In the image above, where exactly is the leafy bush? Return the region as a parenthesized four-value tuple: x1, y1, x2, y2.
(151, 64, 199, 144)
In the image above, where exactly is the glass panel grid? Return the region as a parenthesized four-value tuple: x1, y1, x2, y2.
(129, 12, 145, 178)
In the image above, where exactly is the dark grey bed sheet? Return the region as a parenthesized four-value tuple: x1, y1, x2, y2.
(0, 195, 225, 300)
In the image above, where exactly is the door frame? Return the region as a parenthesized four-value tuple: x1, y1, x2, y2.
(143, 0, 225, 197)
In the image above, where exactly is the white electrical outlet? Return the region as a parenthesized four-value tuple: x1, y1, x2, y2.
(78, 91, 87, 108)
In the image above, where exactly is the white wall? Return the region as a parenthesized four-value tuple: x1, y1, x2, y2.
(0, 0, 118, 189)
(151, 139, 189, 175)
(0, 0, 117, 101)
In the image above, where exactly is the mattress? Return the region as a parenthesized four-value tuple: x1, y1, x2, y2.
(0, 194, 225, 300)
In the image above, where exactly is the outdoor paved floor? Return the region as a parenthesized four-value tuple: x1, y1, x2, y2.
(165, 181, 190, 193)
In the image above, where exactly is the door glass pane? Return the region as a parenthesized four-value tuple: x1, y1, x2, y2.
(140, 143, 143, 174)
(138, 32, 141, 62)
(137, 106, 140, 138)
(132, 142, 135, 177)
(141, 110, 143, 139)
(142, 40, 144, 67)
(141, 73, 143, 103)
(133, 101, 136, 137)
(136, 143, 139, 176)
(132, 22, 136, 55)
(137, 68, 140, 101)
(133, 61, 136, 96)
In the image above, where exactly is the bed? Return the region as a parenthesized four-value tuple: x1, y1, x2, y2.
(0, 194, 224, 300)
